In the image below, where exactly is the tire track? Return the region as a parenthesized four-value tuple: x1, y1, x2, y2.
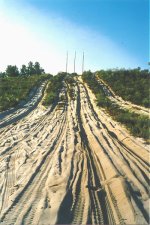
(0, 98, 68, 224)
(78, 78, 149, 224)
(0, 76, 149, 225)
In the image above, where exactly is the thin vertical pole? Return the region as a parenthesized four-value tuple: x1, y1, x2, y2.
(74, 51, 76, 73)
(82, 51, 84, 74)
(66, 51, 68, 73)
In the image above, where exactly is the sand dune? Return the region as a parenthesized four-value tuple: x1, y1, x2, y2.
(0, 82, 47, 129)
(96, 75, 149, 116)
(0, 78, 149, 225)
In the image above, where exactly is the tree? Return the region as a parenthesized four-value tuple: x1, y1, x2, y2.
(40, 68, 45, 74)
(20, 65, 28, 76)
(6, 65, 19, 77)
(35, 62, 45, 75)
(34, 62, 41, 75)
(0, 72, 6, 78)
(28, 61, 35, 76)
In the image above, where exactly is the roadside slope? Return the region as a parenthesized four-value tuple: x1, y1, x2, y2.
(96, 75, 149, 116)
(0, 81, 47, 128)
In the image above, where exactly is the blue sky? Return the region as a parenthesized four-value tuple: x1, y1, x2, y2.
(0, 0, 149, 74)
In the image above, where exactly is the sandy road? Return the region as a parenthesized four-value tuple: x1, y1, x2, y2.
(0, 78, 149, 225)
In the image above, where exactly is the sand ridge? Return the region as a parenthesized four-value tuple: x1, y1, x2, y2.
(0, 77, 149, 224)
(95, 75, 149, 117)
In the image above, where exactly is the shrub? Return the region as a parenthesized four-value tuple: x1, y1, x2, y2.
(82, 71, 150, 140)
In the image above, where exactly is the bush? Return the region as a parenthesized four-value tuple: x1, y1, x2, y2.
(43, 73, 66, 106)
(0, 74, 51, 111)
(97, 68, 150, 108)
(82, 71, 150, 140)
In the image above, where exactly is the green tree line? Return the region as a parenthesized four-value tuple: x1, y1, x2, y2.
(0, 61, 45, 77)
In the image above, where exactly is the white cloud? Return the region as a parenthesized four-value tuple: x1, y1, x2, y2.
(0, 1, 140, 74)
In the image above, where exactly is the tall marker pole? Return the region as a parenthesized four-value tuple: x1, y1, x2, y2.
(66, 51, 68, 74)
(74, 51, 76, 74)
(82, 51, 84, 74)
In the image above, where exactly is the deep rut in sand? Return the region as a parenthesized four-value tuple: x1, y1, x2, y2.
(0, 78, 149, 225)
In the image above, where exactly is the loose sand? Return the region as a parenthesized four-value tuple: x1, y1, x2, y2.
(0, 78, 149, 225)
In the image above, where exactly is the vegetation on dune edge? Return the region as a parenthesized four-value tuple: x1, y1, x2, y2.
(0, 74, 51, 112)
(0, 61, 52, 112)
(82, 71, 150, 140)
(96, 68, 150, 108)
(42, 73, 77, 106)
(42, 72, 67, 106)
